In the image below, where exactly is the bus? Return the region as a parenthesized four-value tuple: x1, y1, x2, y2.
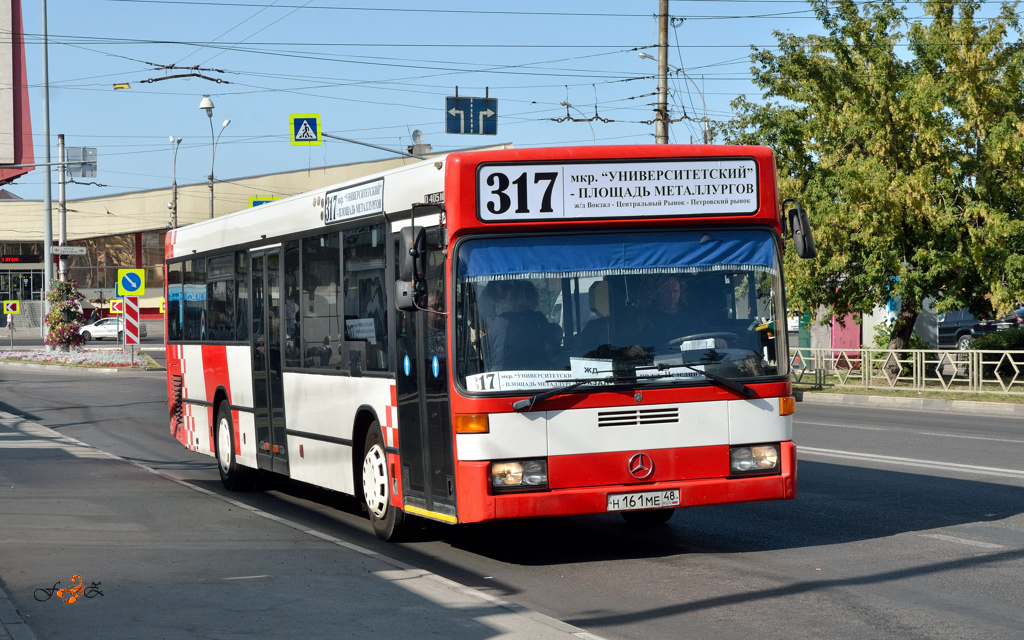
(164, 144, 816, 541)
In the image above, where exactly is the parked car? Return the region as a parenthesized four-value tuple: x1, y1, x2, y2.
(78, 317, 147, 341)
(936, 309, 978, 350)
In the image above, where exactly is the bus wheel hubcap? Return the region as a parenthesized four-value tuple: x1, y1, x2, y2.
(217, 418, 231, 473)
(362, 443, 389, 519)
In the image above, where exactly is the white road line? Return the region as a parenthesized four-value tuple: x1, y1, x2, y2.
(800, 446, 1024, 480)
(920, 534, 1006, 550)
(918, 432, 1024, 444)
(797, 421, 889, 431)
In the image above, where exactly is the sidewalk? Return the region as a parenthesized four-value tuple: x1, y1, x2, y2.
(0, 411, 602, 640)
(799, 390, 1024, 417)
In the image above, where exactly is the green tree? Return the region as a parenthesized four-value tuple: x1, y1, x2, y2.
(44, 279, 86, 350)
(722, 0, 1024, 350)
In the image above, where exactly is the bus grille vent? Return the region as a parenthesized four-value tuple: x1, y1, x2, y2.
(598, 407, 679, 427)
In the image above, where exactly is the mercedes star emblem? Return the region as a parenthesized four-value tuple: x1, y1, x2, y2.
(628, 452, 654, 479)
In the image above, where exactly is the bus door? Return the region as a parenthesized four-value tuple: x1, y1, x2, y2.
(396, 232, 456, 521)
(250, 248, 289, 475)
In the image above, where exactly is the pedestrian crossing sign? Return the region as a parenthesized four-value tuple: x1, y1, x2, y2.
(290, 114, 321, 146)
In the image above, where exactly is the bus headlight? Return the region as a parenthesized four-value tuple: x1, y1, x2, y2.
(730, 445, 780, 475)
(491, 459, 548, 491)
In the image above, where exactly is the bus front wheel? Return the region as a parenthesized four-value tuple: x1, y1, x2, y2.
(362, 424, 405, 541)
(215, 403, 256, 491)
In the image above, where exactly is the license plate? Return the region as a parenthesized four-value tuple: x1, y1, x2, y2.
(606, 489, 680, 512)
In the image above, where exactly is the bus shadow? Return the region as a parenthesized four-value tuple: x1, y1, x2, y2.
(181, 459, 1024, 569)
(436, 460, 1024, 565)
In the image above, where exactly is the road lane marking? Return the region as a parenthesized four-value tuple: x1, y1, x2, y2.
(920, 534, 1006, 550)
(800, 446, 1024, 480)
(797, 421, 889, 431)
(918, 432, 1024, 444)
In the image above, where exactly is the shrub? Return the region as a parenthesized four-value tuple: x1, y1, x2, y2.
(969, 328, 1024, 380)
(970, 327, 1024, 351)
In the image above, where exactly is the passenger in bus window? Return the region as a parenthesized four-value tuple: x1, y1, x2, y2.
(478, 280, 510, 322)
(635, 275, 696, 347)
(577, 280, 612, 354)
(486, 280, 562, 371)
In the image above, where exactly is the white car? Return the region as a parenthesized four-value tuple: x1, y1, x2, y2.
(78, 317, 148, 341)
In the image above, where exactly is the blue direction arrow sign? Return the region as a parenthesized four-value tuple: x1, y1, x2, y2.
(117, 268, 145, 297)
(445, 97, 497, 135)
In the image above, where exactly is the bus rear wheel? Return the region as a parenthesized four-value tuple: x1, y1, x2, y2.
(362, 424, 405, 541)
(621, 508, 675, 526)
(215, 403, 256, 491)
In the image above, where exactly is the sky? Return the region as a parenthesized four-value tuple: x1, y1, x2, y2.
(8, 0, 1005, 218)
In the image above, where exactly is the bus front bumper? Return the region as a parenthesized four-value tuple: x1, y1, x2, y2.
(454, 442, 796, 524)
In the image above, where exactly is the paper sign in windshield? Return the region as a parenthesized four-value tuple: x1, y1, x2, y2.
(465, 370, 573, 393)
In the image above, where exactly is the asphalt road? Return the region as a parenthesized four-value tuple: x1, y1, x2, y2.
(1, 366, 1022, 639)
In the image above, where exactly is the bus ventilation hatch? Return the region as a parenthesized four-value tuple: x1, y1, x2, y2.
(598, 408, 679, 427)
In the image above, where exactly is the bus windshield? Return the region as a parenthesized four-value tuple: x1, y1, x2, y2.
(455, 229, 788, 394)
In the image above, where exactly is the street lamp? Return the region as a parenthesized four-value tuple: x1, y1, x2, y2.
(199, 95, 230, 219)
(559, 101, 596, 145)
(168, 136, 183, 228)
(638, 51, 711, 144)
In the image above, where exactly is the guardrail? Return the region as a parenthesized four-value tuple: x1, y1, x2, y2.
(790, 348, 1024, 395)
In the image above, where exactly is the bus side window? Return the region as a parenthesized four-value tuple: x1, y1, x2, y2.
(234, 251, 249, 341)
(283, 241, 302, 368)
(301, 233, 341, 370)
(183, 258, 206, 341)
(342, 224, 388, 373)
(167, 262, 183, 341)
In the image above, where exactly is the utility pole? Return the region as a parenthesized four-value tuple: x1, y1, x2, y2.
(655, 0, 670, 144)
(41, 0, 52, 339)
(57, 134, 67, 280)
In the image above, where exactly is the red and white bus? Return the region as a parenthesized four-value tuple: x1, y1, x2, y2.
(165, 144, 815, 540)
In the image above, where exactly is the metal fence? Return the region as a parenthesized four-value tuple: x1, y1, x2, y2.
(790, 348, 1024, 395)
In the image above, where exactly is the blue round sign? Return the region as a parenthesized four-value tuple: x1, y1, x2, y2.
(432, 355, 440, 378)
(403, 355, 411, 376)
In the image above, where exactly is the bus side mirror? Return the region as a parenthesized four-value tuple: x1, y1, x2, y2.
(788, 207, 817, 259)
(398, 226, 425, 281)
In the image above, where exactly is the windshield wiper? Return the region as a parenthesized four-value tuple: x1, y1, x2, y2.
(511, 377, 612, 412)
(641, 363, 756, 398)
(663, 362, 753, 397)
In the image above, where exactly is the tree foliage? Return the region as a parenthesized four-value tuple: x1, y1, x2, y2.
(721, 0, 1024, 349)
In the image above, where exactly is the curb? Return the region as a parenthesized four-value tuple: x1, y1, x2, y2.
(799, 391, 1024, 417)
(0, 361, 163, 373)
(0, 584, 37, 640)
